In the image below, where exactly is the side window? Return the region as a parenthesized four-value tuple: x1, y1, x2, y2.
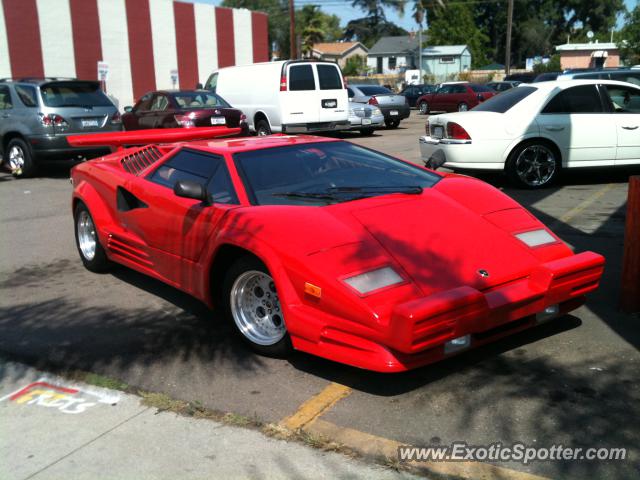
(289, 64, 315, 91)
(452, 85, 467, 94)
(317, 64, 342, 90)
(150, 95, 169, 111)
(542, 85, 603, 114)
(438, 85, 452, 94)
(15, 85, 38, 107)
(0, 86, 12, 109)
(135, 93, 153, 111)
(347, 87, 355, 98)
(603, 85, 640, 114)
(149, 149, 238, 204)
(610, 72, 640, 87)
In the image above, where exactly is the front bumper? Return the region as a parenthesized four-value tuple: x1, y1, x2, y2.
(283, 121, 351, 134)
(290, 251, 604, 372)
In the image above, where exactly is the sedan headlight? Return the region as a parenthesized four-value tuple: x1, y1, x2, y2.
(344, 266, 404, 294)
(515, 229, 557, 247)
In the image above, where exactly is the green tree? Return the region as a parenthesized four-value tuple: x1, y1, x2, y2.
(342, 55, 369, 76)
(618, 5, 640, 66)
(297, 5, 325, 57)
(344, 0, 408, 47)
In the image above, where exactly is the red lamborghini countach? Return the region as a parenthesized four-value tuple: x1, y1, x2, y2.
(68, 128, 604, 372)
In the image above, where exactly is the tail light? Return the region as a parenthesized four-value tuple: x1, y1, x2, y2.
(425, 120, 430, 136)
(39, 113, 68, 128)
(280, 72, 287, 91)
(368, 96, 378, 105)
(174, 113, 196, 128)
(240, 114, 247, 124)
(446, 122, 471, 140)
(110, 111, 122, 125)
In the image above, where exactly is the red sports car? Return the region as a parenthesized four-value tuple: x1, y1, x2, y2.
(68, 129, 604, 372)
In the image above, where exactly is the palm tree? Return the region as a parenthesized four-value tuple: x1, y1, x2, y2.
(299, 5, 325, 57)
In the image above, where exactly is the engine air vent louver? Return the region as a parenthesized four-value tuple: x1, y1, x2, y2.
(121, 146, 162, 175)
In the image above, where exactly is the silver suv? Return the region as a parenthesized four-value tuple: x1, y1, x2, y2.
(0, 78, 122, 177)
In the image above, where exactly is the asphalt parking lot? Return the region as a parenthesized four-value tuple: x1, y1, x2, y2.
(1, 114, 639, 479)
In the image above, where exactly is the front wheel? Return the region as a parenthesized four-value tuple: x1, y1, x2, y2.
(74, 202, 111, 272)
(223, 256, 292, 357)
(506, 141, 560, 189)
(255, 119, 271, 136)
(418, 101, 429, 114)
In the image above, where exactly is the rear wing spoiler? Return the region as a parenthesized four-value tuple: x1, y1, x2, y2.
(67, 126, 242, 151)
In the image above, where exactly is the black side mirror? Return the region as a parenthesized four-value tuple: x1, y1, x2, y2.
(124, 106, 133, 113)
(195, 83, 203, 89)
(174, 180, 209, 204)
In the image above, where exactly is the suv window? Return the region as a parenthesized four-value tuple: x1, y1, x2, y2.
(40, 82, 113, 107)
(602, 84, 640, 113)
(149, 149, 238, 204)
(542, 85, 603, 114)
(317, 64, 342, 90)
(451, 84, 468, 94)
(0, 85, 12, 109)
(289, 64, 315, 91)
(473, 86, 537, 113)
(437, 85, 452, 94)
(15, 85, 38, 107)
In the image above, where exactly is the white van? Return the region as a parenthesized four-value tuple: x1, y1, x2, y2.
(204, 60, 350, 135)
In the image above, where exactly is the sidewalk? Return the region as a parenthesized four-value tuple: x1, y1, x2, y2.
(0, 360, 419, 480)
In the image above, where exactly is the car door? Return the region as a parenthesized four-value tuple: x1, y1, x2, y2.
(0, 85, 13, 139)
(536, 84, 616, 167)
(147, 94, 172, 128)
(600, 83, 640, 165)
(450, 84, 469, 110)
(132, 94, 157, 130)
(117, 148, 240, 284)
(431, 85, 451, 111)
(281, 63, 320, 125)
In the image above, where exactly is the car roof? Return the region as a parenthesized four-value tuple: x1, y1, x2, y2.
(520, 79, 640, 92)
(175, 134, 341, 155)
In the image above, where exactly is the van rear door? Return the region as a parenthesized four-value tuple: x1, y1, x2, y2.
(280, 62, 347, 128)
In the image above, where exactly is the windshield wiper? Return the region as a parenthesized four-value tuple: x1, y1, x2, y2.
(327, 186, 423, 195)
(271, 192, 342, 202)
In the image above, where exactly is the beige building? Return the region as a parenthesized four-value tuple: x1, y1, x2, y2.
(556, 42, 620, 70)
(311, 42, 368, 67)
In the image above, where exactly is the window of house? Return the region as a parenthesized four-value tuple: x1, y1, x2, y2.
(440, 56, 455, 64)
(376, 57, 383, 74)
(388, 57, 397, 69)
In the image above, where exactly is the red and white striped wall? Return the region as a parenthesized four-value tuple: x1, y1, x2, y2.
(0, 0, 269, 108)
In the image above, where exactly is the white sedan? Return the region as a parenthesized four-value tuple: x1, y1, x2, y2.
(419, 79, 640, 188)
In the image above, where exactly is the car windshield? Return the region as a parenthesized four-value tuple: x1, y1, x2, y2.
(472, 86, 537, 113)
(234, 142, 440, 206)
(358, 86, 392, 96)
(173, 92, 230, 108)
(40, 82, 113, 107)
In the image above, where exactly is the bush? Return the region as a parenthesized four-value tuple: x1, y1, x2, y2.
(342, 55, 368, 76)
(533, 54, 561, 73)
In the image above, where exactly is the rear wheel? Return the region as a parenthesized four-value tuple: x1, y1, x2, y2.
(418, 101, 429, 114)
(74, 202, 111, 272)
(223, 256, 292, 357)
(506, 141, 560, 189)
(255, 119, 271, 136)
(457, 102, 469, 112)
(6, 138, 36, 177)
(385, 119, 400, 129)
(360, 127, 374, 136)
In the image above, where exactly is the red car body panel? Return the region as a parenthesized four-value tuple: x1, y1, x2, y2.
(417, 83, 496, 112)
(68, 131, 604, 372)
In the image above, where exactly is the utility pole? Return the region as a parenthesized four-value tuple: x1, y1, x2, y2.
(289, 0, 297, 60)
(418, 25, 423, 83)
(505, 0, 514, 75)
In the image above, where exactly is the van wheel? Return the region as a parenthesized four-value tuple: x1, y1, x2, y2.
(256, 120, 271, 136)
(6, 138, 36, 177)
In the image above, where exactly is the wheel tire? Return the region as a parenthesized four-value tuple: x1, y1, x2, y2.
(255, 119, 272, 136)
(418, 101, 429, 114)
(223, 256, 292, 357)
(6, 138, 36, 177)
(506, 141, 560, 189)
(457, 102, 469, 112)
(74, 202, 111, 272)
(359, 127, 374, 136)
(385, 119, 400, 129)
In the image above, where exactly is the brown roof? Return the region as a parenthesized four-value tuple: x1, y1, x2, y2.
(312, 42, 365, 56)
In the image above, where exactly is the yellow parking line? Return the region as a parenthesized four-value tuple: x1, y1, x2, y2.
(308, 419, 550, 480)
(281, 382, 351, 430)
(550, 183, 615, 230)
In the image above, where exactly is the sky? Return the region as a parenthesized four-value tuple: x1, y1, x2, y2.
(188, 0, 638, 32)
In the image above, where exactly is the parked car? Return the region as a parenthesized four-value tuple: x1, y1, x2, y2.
(419, 80, 640, 188)
(68, 129, 603, 372)
(557, 68, 640, 86)
(203, 60, 349, 136)
(348, 104, 384, 135)
(399, 83, 436, 107)
(533, 72, 562, 82)
(347, 85, 410, 128)
(122, 90, 248, 135)
(416, 82, 496, 114)
(504, 72, 537, 83)
(0, 78, 121, 177)
(486, 81, 521, 92)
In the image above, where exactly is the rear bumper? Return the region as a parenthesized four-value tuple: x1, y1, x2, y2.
(28, 133, 115, 162)
(283, 121, 351, 134)
(348, 113, 385, 129)
(379, 105, 410, 120)
(419, 135, 506, 170)
(290, 251, 604, 372)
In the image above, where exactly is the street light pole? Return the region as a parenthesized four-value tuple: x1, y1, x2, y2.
(289, 0, 296, 60)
